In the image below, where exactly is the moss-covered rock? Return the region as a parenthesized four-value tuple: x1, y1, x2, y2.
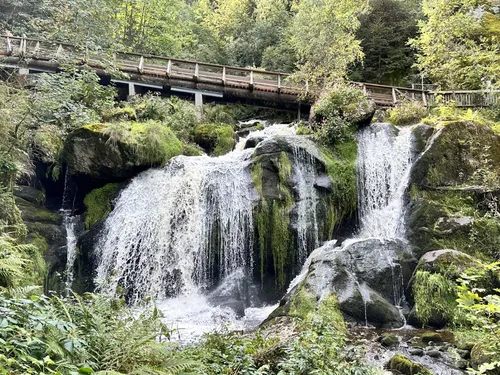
(15, 197, 62, 225)
(380, 333, 399, 347)
(64, 121, 185, 182)
(407, 121, 500, 260)
(194, 123, 235, 156)
(386, 354, 433, 375)
(249, 135, 354, 300)
(83, 183, 122, 229)
(470, 342, 495, 370)
(421, 332, 443, 343)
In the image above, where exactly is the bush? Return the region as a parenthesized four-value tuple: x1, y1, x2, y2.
(0, 293, 196, 375)
(314, 116, 355, 146)
(387, 100, 428, 125)
(312, 83, 374, 125)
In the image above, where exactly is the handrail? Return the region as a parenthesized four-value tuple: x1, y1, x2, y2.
(1, 34, 498, 108)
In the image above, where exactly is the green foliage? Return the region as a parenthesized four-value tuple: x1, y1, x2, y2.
(98, 121, 185, 166)
(456, 262, 500, 373)
(187, 296, 373, 375)
(288, 0, 369, 86)
(350, 0, 421, 85)
(411, 0, 500, 89)
(83, 184, 122, 229)
(387, 101, 429, 125)
(0, 293, 195, 375)
(312, 84, 370, 146)
(30, 69, 116, 133)
(413, 270, 458, 326)
(0, 234, 45, 290)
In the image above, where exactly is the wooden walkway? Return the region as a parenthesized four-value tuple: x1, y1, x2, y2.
(1, 35, 498, 108)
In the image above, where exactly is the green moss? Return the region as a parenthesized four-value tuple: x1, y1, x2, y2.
(252, 153, 294, 292)
(421, 332, 443, 343)
(413, 270, 457, 326)
(319, 141, 357, 231)
(83, 183, 122, 229)
(15, 197, 61, 225)
(102, 107, 137, 122)
(194, 123, 235, 156)
(28, 233, 49, 254)
(181, 143, 204, 156)
(386, 354, 433, 375)
(296, 125, 314, 135)
(288, 287, 317, 320)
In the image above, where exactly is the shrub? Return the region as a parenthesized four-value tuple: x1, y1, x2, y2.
(314, 116, 355, 146)
(133, 122, 184, 165)
(312, 83, 373, 125)
(412, 270, 457, 326)
(0, 293, 196, 375)
(387, 100, 428, 125)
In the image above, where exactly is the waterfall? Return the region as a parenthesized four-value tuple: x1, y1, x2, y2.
(95, 125, 321, 306)
(357, 124, 415, 239)
(95, 150, 256, 303)
(61, 169, 81, 291)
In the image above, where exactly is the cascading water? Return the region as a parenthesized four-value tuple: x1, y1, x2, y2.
(94, 124, 321, 341)
(61, 170, 82, 291)
(289, 123, 416, 327)
(357, 124, 414, 239)
(95, 150, 256, 302)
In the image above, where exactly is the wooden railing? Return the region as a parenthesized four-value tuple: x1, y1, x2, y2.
(1, 35, 498, 108)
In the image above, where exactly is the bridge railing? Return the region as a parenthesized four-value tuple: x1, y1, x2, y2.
(1, 35, 499, 108)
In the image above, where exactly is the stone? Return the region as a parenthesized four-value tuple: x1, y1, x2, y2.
(458, 342, 476, 352)
(14, 185, 46, 205)
(435, 216, 474, 234)
(386, 354, 433, 375)
(277, 238, 416, 327)
(379, 333, 400, 347)
(417, 250, 478, 278)
(421, 332, 443, 343)
(15, 197, 62, 225)
(426, 350, 441, 358)
(456, 349, 471, 359)
(314, 175, 333, 192)
(454, 359, 468, 370)
(408, 348, 424, 356)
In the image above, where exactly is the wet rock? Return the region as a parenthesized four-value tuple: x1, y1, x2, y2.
(386, 354, 433, 375)
(279, 238, 416, 327)
(417, 250, 479, 278)
(458, 342, 476, 351)
(314, 175, 333, 192)
(14, 185, 46, 205)
(421, 332, 443, 343)
(412, 124, 434, 153)
(408, 348, 424, 356)
(380, 333, 399, 347)
(426, 350, 441, 358)
(454, 359, 468, 370)
(435, 216, 474, 234)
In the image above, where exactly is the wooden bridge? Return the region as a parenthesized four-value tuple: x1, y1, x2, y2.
(1, 35, 498, 111)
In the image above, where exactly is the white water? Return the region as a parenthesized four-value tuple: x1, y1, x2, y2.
(357, 124, 415, 239)
(63, 212, 79, 290)
(95, 124, 320, 340)
(289, 124, 416, 326)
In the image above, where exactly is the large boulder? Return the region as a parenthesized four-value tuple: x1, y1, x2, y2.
(275, 238, 417, 328)
(250, 135, 356, 301)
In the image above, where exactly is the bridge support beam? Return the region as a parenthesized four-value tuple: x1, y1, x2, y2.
(128, 82, 136, 96)
(195, 92, 203, 109)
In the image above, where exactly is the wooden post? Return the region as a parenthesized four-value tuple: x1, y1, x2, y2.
(34, 41, 40, 55)
(222, 67, 226, 85)
(306, 81, 309, 93)
(249, 70, 254, 89)
(392, 87, 397, 105)
(5, 35, 12, 54)
(128, 82, 136, 97)
(362, 84, 367, 96)
(422, 91, 428, 107)
(138, 56, 144, 73)
(166, 59, 172, 77)
(20, 37, 26, 56)
(277, 74, 281, 93)
(194, 63, 199, 80)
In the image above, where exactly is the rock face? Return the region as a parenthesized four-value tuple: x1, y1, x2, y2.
(277, 239, 417, 328)
(63, 126, 147, 181)
(250, 135, 355, 301)
(407, 121, 500, 260)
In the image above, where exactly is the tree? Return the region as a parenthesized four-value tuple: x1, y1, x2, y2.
(411, 0, 500, 89)
(288, 0, 370, 87)
(350, 0, 422, 85)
